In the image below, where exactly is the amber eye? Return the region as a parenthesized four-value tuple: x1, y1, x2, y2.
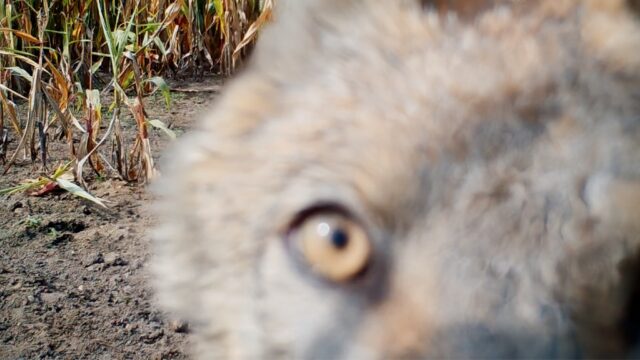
(289, 211, 372, 282)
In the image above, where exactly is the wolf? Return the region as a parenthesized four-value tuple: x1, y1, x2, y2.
(153, 0, 640, 358)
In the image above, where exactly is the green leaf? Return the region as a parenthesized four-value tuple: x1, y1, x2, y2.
(0, 180, 44, 196)
(145, 76, 171, 108)
(55, 178, 108, 208)
(147, 119, 176, 139)
(213, 0, 226, 37)
(153, 36, 167, 56)
(6, 66, 33, 82)
(90, 57, 104, 74)
(0, 48, 37, 61)
(96, 0, 118, 73)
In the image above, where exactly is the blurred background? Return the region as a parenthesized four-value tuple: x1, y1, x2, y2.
(0, 0, 271, 193)
(0, 2, 269, 358)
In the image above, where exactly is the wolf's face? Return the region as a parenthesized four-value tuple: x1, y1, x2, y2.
(153, 0, 640, 358)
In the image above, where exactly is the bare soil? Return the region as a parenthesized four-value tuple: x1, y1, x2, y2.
(0, 78, 222, 359)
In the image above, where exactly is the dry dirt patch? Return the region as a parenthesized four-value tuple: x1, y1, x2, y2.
(0, 80, 220, 359)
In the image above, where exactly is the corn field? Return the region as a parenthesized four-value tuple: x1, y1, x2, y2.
(0, 0, 272, 203)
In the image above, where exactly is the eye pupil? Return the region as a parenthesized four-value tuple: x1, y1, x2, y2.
(331, 228, 349, 249)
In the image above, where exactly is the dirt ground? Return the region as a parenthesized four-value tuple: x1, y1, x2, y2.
(0, 78, 222, 359)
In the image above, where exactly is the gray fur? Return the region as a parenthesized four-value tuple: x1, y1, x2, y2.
(153, 0, 640, 358)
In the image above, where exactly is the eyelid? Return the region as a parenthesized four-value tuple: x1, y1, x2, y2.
(284, 202, 355, 236)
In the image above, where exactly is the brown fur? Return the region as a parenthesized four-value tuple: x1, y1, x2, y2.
(153, 0, 640, 358)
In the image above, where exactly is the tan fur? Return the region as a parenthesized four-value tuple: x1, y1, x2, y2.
(153, 0, 640, 358)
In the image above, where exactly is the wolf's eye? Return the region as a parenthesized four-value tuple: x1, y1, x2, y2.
(288, 210, 371, 282)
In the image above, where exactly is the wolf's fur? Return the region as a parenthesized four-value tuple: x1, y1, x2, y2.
(153, 0, 640, 358)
